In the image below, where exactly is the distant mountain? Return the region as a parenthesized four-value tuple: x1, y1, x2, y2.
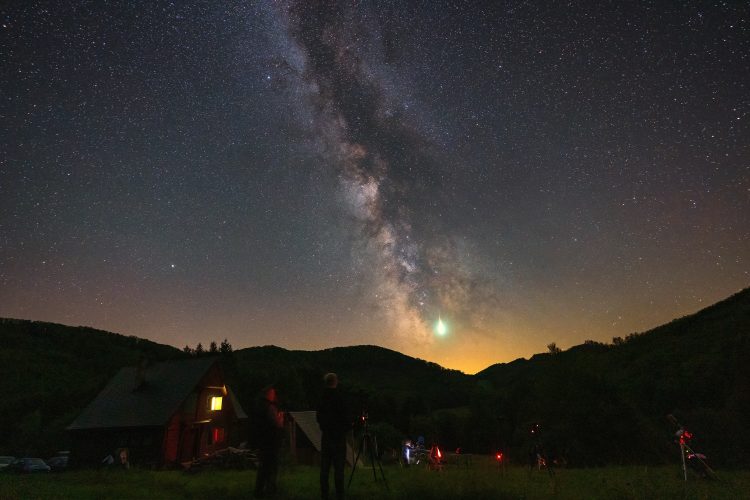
(229, 344, 471, 410)
(475, 287, 750, 466)
(226, 344, 474, 447)
(1, 286, 747, 466)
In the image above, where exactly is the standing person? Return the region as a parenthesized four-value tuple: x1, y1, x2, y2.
(317, 373, 349, 500)
(254, 385, 284, 499)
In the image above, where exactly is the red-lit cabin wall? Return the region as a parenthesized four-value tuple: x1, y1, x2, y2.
(162, 363, 243, 464)
(162, 413, 181, 463)
(195, 364, 232, 456)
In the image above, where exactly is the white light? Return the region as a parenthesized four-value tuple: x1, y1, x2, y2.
(436, 317, 447, 336)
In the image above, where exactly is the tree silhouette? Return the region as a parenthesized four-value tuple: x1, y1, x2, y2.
(209, 341, 218, 354)
(220, 338, 232, 354)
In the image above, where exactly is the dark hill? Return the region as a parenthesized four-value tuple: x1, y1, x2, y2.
(0, 318, 184, 455)
(227, 344, 473, 440)
(475, 287, 750, 466)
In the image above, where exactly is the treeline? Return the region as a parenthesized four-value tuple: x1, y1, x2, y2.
(547, 331, 650, 355)
(182, 339, 232, 356)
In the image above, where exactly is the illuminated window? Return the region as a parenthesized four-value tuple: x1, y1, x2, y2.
(210, 396, 223, 411)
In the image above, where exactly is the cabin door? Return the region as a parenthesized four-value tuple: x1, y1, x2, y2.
(179, 425, 199, 462)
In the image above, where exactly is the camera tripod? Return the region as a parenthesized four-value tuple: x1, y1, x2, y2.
(529, 424, 555, 477)
(348, 412, 388, 490)
(667, 414, 716, 481)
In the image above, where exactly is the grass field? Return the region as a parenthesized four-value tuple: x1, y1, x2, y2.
(1, 461, 748, 499)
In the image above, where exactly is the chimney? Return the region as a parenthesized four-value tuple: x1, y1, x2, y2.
(133, 356, 148, 391)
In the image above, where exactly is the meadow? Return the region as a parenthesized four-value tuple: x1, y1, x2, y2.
(1, 461, 748, 500)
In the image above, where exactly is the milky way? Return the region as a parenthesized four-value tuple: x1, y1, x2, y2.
(278, 1, 496, 344)
(1, 1, 747, 372)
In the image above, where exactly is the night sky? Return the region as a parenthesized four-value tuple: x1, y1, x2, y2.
(1, 1, 748, 373)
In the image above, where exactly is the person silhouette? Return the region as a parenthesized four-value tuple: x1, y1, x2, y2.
(254, 385, 284, 498)
(317, 373, 349, 500)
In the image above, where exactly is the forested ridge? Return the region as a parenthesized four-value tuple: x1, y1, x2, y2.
(1, 286, 748, 466)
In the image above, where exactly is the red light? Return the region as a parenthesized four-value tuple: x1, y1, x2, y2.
(436, 447, 442, 458)
(679, 430, 693, 445)
(496, 452, 503, 462)
(212, 428, 224, 443)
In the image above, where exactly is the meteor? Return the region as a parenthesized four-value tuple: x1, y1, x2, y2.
(435, 316, 447, 336)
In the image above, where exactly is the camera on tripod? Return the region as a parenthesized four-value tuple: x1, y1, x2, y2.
(666, 414, 715, 480)
(348, 408, 388, 489)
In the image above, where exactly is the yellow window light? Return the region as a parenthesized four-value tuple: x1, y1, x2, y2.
(210, 396, 223, 411)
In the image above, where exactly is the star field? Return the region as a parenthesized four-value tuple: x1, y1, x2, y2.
(1, 1, 748, 373)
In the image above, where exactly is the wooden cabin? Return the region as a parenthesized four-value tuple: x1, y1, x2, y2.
(68, 357, 247, 467)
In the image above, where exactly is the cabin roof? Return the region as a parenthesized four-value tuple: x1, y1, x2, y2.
(227, 386, 247, 420)
(288, 410, 354, 465)
(289, 411, 322, 452)
(68, 357, 239, 430)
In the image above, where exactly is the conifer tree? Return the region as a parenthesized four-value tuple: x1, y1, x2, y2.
(220, 338, 232, 354)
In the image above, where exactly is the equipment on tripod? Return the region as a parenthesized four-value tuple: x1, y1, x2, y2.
(529, 423, 554, 477)
(666, 414, 716, 480)
(348, 410, 388, 490)
(401, 436, 429, 466)
(495, 450, 507, 474)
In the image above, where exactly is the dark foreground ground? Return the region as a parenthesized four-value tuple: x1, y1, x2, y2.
(1, 463, 748, 499)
